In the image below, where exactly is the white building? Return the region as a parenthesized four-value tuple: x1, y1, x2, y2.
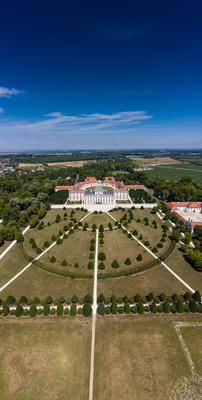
(55, 176, 145, 206)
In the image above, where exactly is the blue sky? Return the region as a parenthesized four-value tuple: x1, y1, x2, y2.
(0, 0, 202, 150)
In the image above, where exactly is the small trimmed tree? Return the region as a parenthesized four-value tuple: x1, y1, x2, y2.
(15, 304, 23, 317)
(125, 257, 131, 265)
(29, 304, 37, 317)
(83, 294, 93, 304)
(98, 252, 106, 261)
(57, 304, 63, 316)
(136, 254, 142, 262)
(112, 259, 120, 269)
(83, 303, 92, 317)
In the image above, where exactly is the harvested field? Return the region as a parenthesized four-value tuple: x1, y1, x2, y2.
(47, 160, 96, 167)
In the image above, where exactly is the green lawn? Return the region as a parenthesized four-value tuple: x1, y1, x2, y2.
(100, 229, 152, 272)
(39, 229, 94, 275)
(97, 263, 187, 296)
(0, 319, 91, 400)
(146, 163, 202, 183)
(1, 265, 93, 300)
(0, 245, 28, 289)
(24, 208, 86, 257)
(84, 212, 115, 229)
(165, 245, 202, 292)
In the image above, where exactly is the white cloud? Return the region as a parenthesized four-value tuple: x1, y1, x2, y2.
(0, 86, 23, 98)
(0, 107, 4, 113)
(0, 110, 153, 139)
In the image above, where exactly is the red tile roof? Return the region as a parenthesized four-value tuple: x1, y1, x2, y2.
(167, 202, 201, 210)
(126, 184, 145, 189)
(55, 185, 73, 190)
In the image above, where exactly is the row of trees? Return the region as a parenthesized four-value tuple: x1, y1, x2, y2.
(97, 299, 202, 315)
(0, 302, 92, 317)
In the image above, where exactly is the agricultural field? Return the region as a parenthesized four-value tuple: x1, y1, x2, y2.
(128, 156, 181, 166)
(94, 315, 202, 400)
(0, 319, 91, 400)
(145, 163, 202, 183)
(47, 160, 96, 167)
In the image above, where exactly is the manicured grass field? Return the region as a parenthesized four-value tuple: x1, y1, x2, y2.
(84, 212, 115, 229)
(0, 241, 12, 256)
(24, 208, 86, 257)
(146, 163, 202, 183)
(1, 265, 93, 299)
(0, 245, 28, 288)
(166, 246, 202, 292)
(109, 209, 171, 256)
(181, 326, 202, 375)
(0, 319, 91, 400)
(100, 229, 152, 272)
(97, 264, 187, 296)
(94, 315, 202, 400)
(39, 229, 94, 275)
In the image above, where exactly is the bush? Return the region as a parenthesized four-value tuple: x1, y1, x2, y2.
(83, 294, 93, 304)
(125, 257, 131, 265)
(71, 295, 79, 303)
(176, 300, 184, 313)
(6, 295, 16, 305)
(70, 304, 77, 316)
(98, 262, 105, 270)
(2, 304, 9, 316)
(56, 238, 63, 245)
(89, 253, 94, 260)
(50, 256, 56, 263)
(98, 252, 106, 261)
(193, 290, 201, 302)
(136, 254, 142, 262)
(15, 304, 23, 317)
(43, 304, 50, 316)
(190, 299, 197, 313)
(163, 301, 171, 313)
(74, 262, 79, 268)
(110, 302, 118, 314)
(137, 302, 144, 314)
(19, 296, 28, 304)
(57, 304, 63, 316)
(97, 303, 105, 315)
(124, 303, 131, 314)
(87, 261, 94, 270)
(29, 304, 37, 317)
(150, 302, 157, 313)
(83, 303, 92, 317)
(111, 260, 120, 269)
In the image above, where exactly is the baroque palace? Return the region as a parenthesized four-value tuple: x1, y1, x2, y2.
(55, 176, 145, 205)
